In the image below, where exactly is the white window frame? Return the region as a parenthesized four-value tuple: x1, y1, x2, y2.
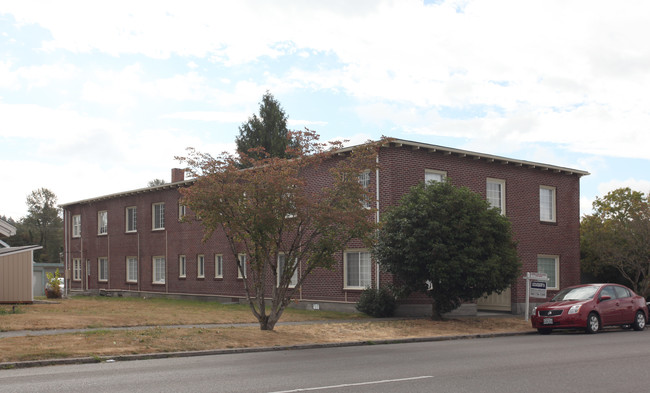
(486, 178, 506, 215)
(152, 202, 165, 230)
(215, 254, 223, 278)
(72, 215, 81, 238)
(344, 250, 371, 290)
(126, 256, 138, 283)
(237, 253, 247, 279)
(537, 255, 559, 290)
(540, 186, 556, 222)
(98, 257, 108, 282)
(277, 254, 298, 288)
(425, 169, 447, 184)
(178, 203, 186, 221)
(197, 254, 205, 278)
(153, 256, 166, 284)
(358, 170, 371, 209)
(97, 211, 108, 235)
(126, 206, 137, 233)
(72, 258, 82, 281)
(179, 255, 186, 278)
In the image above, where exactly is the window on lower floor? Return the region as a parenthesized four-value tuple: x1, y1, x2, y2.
(344, 250, 371, 289)
(152, 202, 165, 230)
(98, 257, 108, 282)
(73, 258, 82, 281)
(179, 255, 186, 278)
(237, 253, 247, 279)
(537, 255, 559, 290)
(72, 215, 81, 238)
(197, 254, 205, 278)
(277, 254, 298, 288)
(153, 256, 166, 284)
(215, 254, 223, 278)
(126, 257, 138, 283)
(126, 206, 137, 232)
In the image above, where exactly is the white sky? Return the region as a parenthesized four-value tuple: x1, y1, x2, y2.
(1, 0, 649, 220)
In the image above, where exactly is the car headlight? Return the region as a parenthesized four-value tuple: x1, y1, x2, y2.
(532, 307, 537, 316)
(568, 305, 581, 314)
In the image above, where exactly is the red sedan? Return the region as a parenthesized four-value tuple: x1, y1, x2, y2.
(531, 283, 647, 334)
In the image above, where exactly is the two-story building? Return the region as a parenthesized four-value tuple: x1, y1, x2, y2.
(60, 138, 588, 315)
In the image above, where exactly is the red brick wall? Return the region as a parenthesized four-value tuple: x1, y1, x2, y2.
(63, 143, 582, 308)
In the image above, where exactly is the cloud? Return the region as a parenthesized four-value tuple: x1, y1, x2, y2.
(162, 111, 249, 123)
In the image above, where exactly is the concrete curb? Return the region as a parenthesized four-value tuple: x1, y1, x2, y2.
(0, 330, 535, 370)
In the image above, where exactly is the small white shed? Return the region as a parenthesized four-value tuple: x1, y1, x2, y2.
(0, 245, 42, 304)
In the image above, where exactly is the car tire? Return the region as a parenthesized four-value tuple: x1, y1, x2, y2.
(633, 310, 646, 331)
(585, 312, 600, 334)
(537, 328, 552, 335)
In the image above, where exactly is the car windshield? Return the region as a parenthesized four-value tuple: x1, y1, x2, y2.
(551, 286, 599, 301)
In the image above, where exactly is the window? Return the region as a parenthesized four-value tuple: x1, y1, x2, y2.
(537, 255, 559, 290)
(178, 203, 186, 220)
(179, 255, 186, 278)
(238, 253, 247, 279)
(344, 251, 371, 289)
(126, 206, 137, 232)
(425, 169, 446, 184)
(126, 257, 138, 283)
(73, 258, 82, 281)
(98, 211, 108, 235)
(98, 257, 108, 282)
(215, 254, 223, 278)
(153, 256, 166, 284)
(197, 254, 205, 278)
(358, 170, 371, 209)
(540, 186, 556, 222)
(153, 202, 165, 230)
(486, 178, 506, 215)
(72, 215, 81, 238)
(278, 254, 298, 287)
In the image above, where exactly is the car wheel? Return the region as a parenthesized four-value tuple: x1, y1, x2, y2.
(633, 311, 646, 331)
(585, 312, 600, 334)
(537, 328, 552, 335)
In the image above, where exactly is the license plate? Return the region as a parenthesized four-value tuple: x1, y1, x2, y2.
(543, 318, 553, 325)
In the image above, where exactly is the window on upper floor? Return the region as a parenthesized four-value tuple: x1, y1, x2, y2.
(358, 170, 371, 209)
(178, 203, 186, 221)
(126, 257, 138, 283)
(425, 169, 447, 184)
(98, 211, 108, 235)
(486, 178, 506, 215)
(72, 215, 81, 238)
(344, 250, 371, 289)
(153, 202, 165, 230)
(540, 186, 556, 222)
(126, 206, 137, 233)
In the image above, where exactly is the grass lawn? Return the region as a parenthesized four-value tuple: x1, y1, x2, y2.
(0, 296, 534, 364)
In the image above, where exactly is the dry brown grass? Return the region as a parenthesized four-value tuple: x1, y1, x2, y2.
(0, 297, 534, 364)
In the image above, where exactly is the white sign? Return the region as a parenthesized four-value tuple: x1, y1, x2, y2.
(530, 280, 547, 299)
(526, 272, 548, 281)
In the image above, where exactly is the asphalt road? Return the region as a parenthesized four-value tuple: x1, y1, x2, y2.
(1, 328, 649, 393)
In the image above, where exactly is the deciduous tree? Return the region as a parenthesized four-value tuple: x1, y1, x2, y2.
(177, 130, 383, 330)
(373, 180, 520, 320)
(581, 188, 650, 297)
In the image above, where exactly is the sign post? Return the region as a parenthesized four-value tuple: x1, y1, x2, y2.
(524, 272, 549, 320)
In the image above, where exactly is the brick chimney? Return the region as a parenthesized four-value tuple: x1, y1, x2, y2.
(171, 168, 185, 183)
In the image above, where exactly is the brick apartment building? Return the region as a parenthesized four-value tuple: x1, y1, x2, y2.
(61, 138, 588, 315)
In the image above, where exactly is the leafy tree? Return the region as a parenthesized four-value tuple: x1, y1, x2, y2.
(581, 188, 650, 297)
(7, 188, 63, 262)
(373, 180, 520, 320)
(148, 179, 166, 187)
(235, 91, 297, 165)
(177, 130, 384, 330)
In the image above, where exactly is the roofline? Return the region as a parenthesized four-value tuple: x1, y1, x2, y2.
(0, 245, 43, 258)
(338, 138, 590, 177)
(0, 218, 17, 237)
(60, 137, 589, 208)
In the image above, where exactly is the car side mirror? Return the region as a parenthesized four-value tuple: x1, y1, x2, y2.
(600, 295, 611, 301)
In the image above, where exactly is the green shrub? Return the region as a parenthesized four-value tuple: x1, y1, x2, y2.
(45, 269, 62, 299)
(356, 286, 397, 318)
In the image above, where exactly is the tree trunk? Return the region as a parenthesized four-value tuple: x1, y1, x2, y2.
(431, 300, 443, 321)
